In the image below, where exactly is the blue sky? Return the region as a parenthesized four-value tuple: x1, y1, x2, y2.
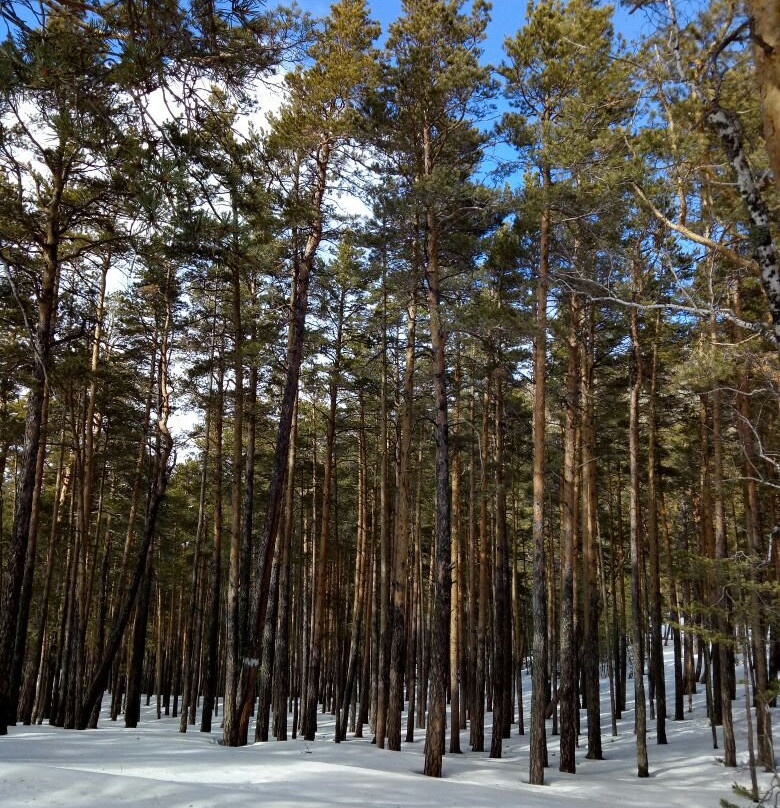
(297, 0, 655, 182)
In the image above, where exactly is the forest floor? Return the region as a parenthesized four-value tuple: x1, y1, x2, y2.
(1, 648, 778, 808)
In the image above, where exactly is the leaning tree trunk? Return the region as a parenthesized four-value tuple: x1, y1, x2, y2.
(0, 166, 62, 734)
(230, 142, 330, 747)
(125, 568, 154, 729)
(10, 383, 50, 724)
(77, 268, 175, 729)
(18, 437, 68, 726)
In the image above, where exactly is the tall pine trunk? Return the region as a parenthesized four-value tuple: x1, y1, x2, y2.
(0, 164, 62, 734)
(628, 301, 649, 778)
(558, 294, 579, 774)
(388, 288, 416, 751)
(422, 122, 452, 777)
(529, 164, 551, 785)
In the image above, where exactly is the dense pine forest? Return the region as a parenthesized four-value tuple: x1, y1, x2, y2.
(0, 0, 778, 799)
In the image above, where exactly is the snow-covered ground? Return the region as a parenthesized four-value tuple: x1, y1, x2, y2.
(2, 648, 777, 808)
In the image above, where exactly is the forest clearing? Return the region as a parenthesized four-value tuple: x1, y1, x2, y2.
(0, 0, 778, 804)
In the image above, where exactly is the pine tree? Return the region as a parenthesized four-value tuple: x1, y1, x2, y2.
(226, 0, 380, 747)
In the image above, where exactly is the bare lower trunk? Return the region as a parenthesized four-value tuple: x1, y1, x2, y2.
(388, 289, 416, 751)
(224, 253, 245, 737)
(230, 143, 329, 747)
(375, 274, 391, 749)
(647, 316, 666, 745)
(273, 397, 296, 742)
(125, 568, 154, 729)
(201, 352, 224, 734)
(490, 372, 511, 758)
(303, 286, 344, 741)
(711, 388, 736, 766)
(338, 395, 368, 742)
(422, 172, 451, 777)
(530, 171, 550, 785)
(581, 304, 602, 757)
(77, 269, 175, 729)
(449, 346, 462, 755)
(472, 378, 490, 754)
(559, 295, 578, 774)
(0, 192, 59, 733)
(629, 303, 649, 778)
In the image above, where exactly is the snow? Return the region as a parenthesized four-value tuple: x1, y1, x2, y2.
(1, 647, 777, 808)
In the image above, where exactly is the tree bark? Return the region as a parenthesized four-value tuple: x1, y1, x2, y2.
(374, 268, 391, 749)
(449, 344, 462, 754)
(338, 394, 368, 742)
(229, 140, 330, 747)
(629, 301, 649, 778)
(559, 294, 579, 774)
(224, 247, 244, 735)
(490, 370, 511, 758)
(530, 165, 551, 785)
(581, 303, 602, 757)
(125, 568, 153, 729)
(0, 163, 62, 734)
(472, 377, 490, 754)
(710, 387, 736, 766)
(748, 0, 780, 192)
(647, 315, 667, 744)
(303, 284, 344, 740)
(706, 103, 780, 352)
(388, 287, 416, 751)
(200, 346, 224, 734)
(273, 396, 296, 741)
(422, 121, 452, 777)
(77, 269, 175, 729)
